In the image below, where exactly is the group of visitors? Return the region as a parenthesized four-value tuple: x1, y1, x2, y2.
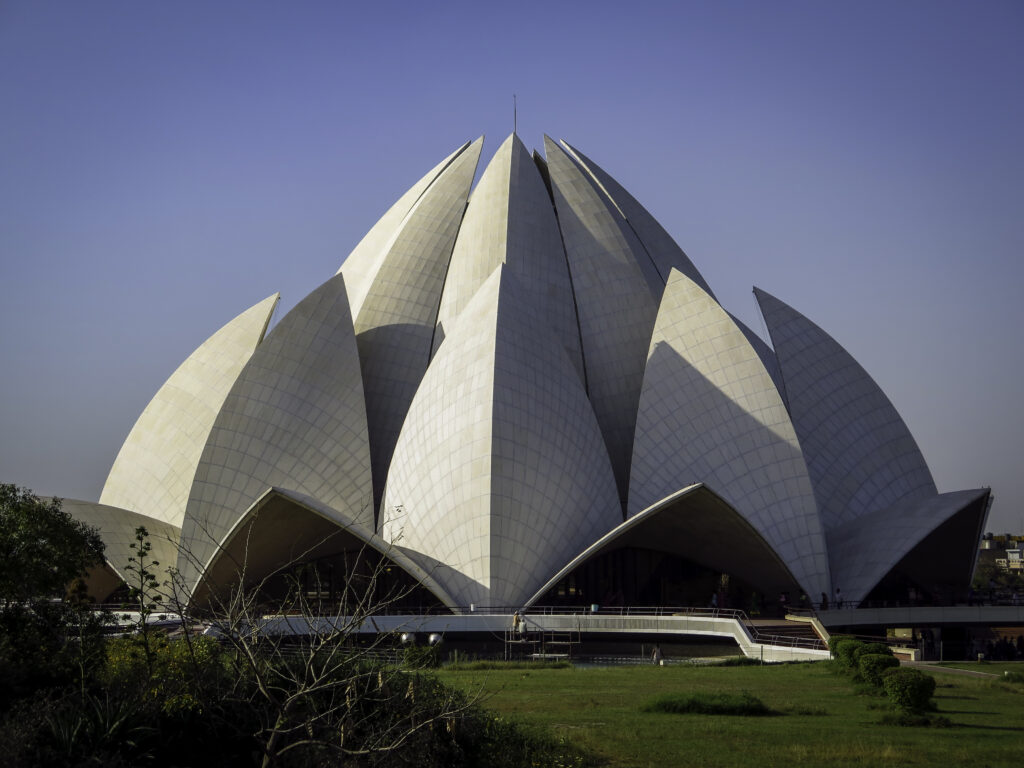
(983, 635, 1024, 661)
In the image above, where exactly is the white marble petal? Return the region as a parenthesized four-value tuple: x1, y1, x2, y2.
(543, 136, 663, 507)
(433, 133, 583, 380)
(754, 287, 937, 531)
(338, 140, 472, 316)
(178, 273, 372, 594)
(353, 138, 483, 513)
(827, 488, 990, 605)
(191, 487, 461, 611)
(100, 294, 279, 528)
(630, 269, 830, 599)
(560, 140, 715, 298)
(382, 267, 620, 607)
(522, 484, 808, 609)
(61, 497, 181, 586)
(731, 312, 787, 403)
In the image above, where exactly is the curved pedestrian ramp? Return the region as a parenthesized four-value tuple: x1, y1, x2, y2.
(255, 607, 832, 663)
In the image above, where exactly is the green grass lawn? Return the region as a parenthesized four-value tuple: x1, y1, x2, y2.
(438, 661, 1024, 767)
(933, 660, 1024, 677)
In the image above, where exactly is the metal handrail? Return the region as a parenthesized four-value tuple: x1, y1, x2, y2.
(522, 605, 827, 651)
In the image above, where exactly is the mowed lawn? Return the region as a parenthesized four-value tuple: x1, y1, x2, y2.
(934, 661, 1024, 678)
(438, 662, 1024, 767)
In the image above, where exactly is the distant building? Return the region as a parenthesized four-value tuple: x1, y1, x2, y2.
(981, 534, 1024, 574)
(1009, 550, 1022, 571)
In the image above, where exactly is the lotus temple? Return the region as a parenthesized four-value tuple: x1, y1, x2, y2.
(64, 133, 991, 626)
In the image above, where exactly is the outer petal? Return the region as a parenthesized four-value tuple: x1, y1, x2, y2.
(382, 267, 621, 607)
(523, 484, 806, 609)
(353, 138, 483, 513)
(433, 133, 583, 380)
(543, 136, 662, 507)
(60, 497, 180, 600)
(731, 313, 786, 401)
(630, 269, 830, 598)
(338, 140, 473, 316)
(560, 140, 715, 298)
(754, 287, 937, 531)
(100, 294, 279, 528)
(191, 487, 460, 611)
(178, 273, 372, 594)
(827, 488, 990, 606)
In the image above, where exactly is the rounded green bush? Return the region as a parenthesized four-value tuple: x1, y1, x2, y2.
(833, 638, 865, 671)
(883, 667, 936, 712)
(855, 642, 893, 659)
(826, 634, 855, 653)
(858, 653, 900, 686)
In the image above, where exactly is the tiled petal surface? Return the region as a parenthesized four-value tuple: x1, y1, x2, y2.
(178, 274, 372, 593)
(630, 269, 830, 598)
(755, 287, 936, 532)
(101, 294, 279, 528)
(383, 267, 620, 606)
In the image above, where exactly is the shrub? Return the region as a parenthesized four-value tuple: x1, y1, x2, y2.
(858, 653, 900, 686)
(883, 667, 936, 713)
(0, 692, 62, 768)
(855, 642, 893, 659)
(643, 691, 772, 716)
(715, 656, 763, 666)
(403, 643, 441, 669)
(463, 714, 592, 768)
(833, 638, 865, 671)
(103, 635, 226, 715)
(826, 634, 855, 653)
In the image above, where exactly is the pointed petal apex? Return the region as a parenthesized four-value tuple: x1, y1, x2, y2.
(755, 287, 937, 531)
(100, 292, 282, 528)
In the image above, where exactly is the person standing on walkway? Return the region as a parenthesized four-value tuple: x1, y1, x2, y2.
(652, 644, 663, 665)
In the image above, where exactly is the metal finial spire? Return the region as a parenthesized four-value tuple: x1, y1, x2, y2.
(513, 94, 517, 135)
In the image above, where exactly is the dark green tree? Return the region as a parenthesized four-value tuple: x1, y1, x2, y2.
(0, 484, 106, 705)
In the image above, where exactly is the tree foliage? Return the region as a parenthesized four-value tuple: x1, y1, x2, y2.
(973, 558, 1024, 592)
(0, 484, 104, 603)
(175, 540, 490, 767)
(0, 484, 106, 704)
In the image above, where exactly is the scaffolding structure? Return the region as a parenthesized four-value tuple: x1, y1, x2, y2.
(503, 623, 580, 661)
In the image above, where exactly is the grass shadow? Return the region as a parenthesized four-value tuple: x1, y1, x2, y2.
(952, 722, 1024, 732)
(644, 691, 780, 717)
(936, 709, 999, 715)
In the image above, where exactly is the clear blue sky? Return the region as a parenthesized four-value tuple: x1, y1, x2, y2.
(2, 1, 1021, 533)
